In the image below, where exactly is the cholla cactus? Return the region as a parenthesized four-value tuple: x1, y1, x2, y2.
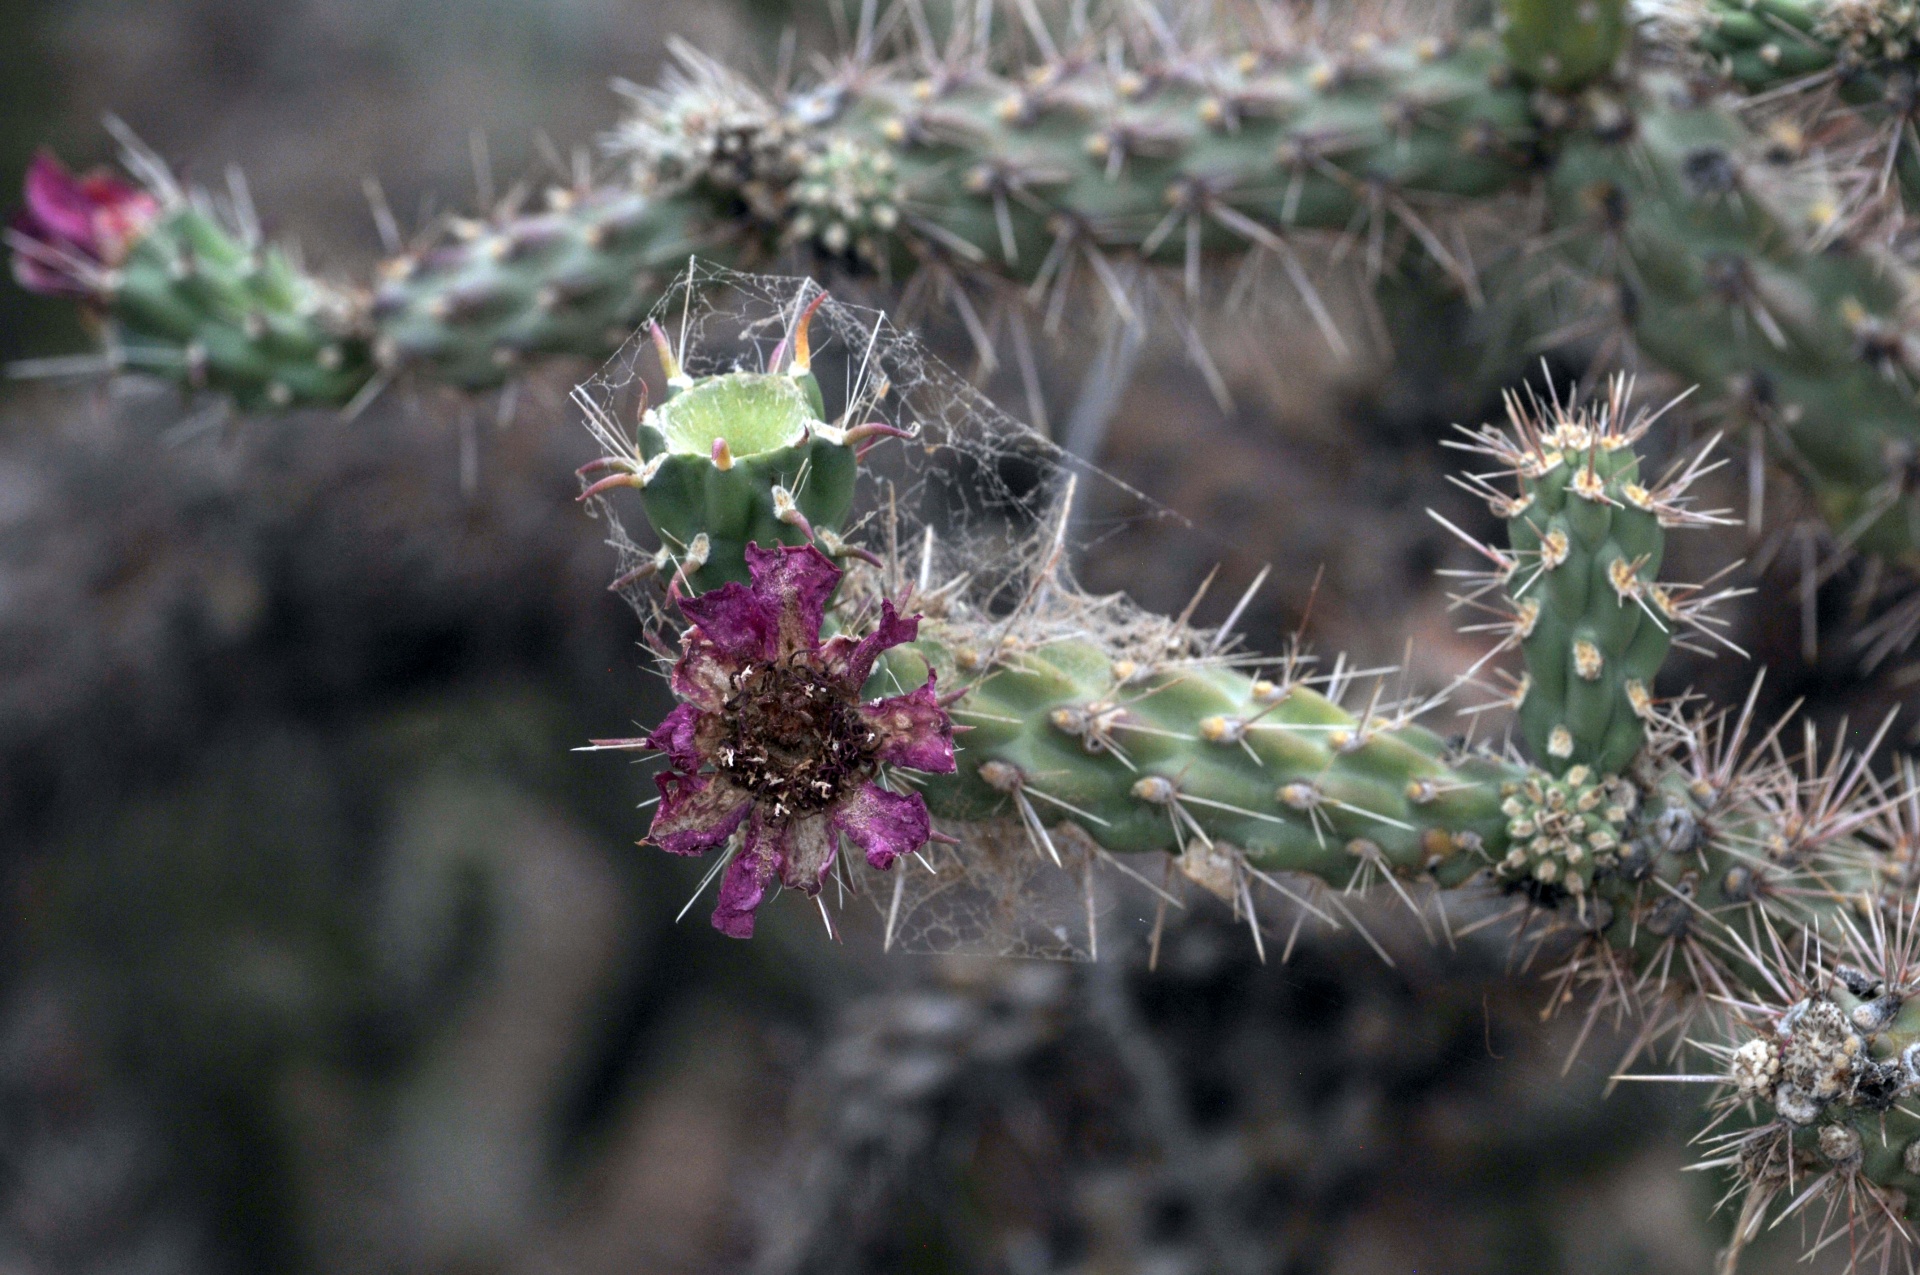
(20, 0, 1920, 626)
(1650, 0, 1920, 242)
(577, 277, 1909, 1266)
(21, 0, 1920, 1266)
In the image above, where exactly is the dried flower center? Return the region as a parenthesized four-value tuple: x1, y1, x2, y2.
(718, 660, 877, 820)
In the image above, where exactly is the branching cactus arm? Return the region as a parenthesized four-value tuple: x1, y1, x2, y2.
(591, 286, 1860, 969)
(21, 3, 1920, 631)
(568, 278, 1920, 1261)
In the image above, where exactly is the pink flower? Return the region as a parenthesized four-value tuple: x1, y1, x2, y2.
(10, 152, 159, 297)
(629, 543, 955, 938)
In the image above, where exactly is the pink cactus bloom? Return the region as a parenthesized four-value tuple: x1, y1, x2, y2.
(10, 152, 159, 297)
(643, 543, 955, 938)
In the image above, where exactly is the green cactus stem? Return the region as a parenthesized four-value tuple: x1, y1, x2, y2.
(25, 12, 1920, 621)
(35, 32, 1543, 408)
(1550, 95, 1920, 565)
(1500, 0, 1631, 89)
(369, 187, 717, 392)
(886, 626, 1522, 880)
(112, 205, 373, 410)
(1500, 395, 1677, 773)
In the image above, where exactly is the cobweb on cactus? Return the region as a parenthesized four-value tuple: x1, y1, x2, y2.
(573, 263, 1384, 958)
(579, 260, 1175, 628)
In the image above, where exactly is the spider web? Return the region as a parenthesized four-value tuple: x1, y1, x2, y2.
(573, 262, 1248, 959)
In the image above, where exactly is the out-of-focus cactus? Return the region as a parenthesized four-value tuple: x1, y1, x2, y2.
(1649, 0, 1920, 211)
(1502, 0, 1631, 88)
(20, 3, 1920, 612)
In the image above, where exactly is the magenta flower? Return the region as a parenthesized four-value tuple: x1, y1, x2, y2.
(632, 542, 955, 938)
(10, 152, 159, 298)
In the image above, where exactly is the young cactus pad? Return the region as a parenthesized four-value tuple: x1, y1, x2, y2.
(1442, 379, 1730, 776)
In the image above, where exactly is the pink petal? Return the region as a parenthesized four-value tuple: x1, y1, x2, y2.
(669, 636, 738, 712)
(773, 812, 838, 896)
(712, 820, 780, 938)
(647, 771, 751, 856)
(82, 176, 158, 257)
(9, 248, 77, 297)
(831, 783, 931, 872)
(819, 600, 920, 690)
(12, 154, 157, 296)
(678, 580, 777, 665)
(856, 673, 956, 774)
(645, 702, 706, 770)
(21, 153, 98, 248)
(744, 542, 840, 659)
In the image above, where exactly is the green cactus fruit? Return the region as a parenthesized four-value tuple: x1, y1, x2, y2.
(112, 206, 372, 409)
(580, 303, 859, 593)
(1498, 0, 1629, 90)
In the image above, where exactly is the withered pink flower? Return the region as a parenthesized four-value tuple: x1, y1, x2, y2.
(10, 152, 159, 297)
(633, 543, 955, 939)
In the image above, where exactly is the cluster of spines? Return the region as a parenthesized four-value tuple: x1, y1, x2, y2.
(1495, 764, 1635, 895)
(1702, 885, 1920, 1263)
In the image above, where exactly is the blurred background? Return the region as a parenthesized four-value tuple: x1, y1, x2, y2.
(0, 1, 1892, 1271)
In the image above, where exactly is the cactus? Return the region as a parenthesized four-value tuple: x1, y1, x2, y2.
(576, 303, 863, 592)
(23, 5, 1920, 635)
(572, 286, 1907, 1260)
(17, 3, 1920, 1265)
(23, 5, 1920, 606)
(1656, 0, 1920, 94)
(1476, 381, 1693, 774)
(1651, 0, 1920, 211)
(1502, 0, 1631, 88)
(1550, 96, 1920, 565)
